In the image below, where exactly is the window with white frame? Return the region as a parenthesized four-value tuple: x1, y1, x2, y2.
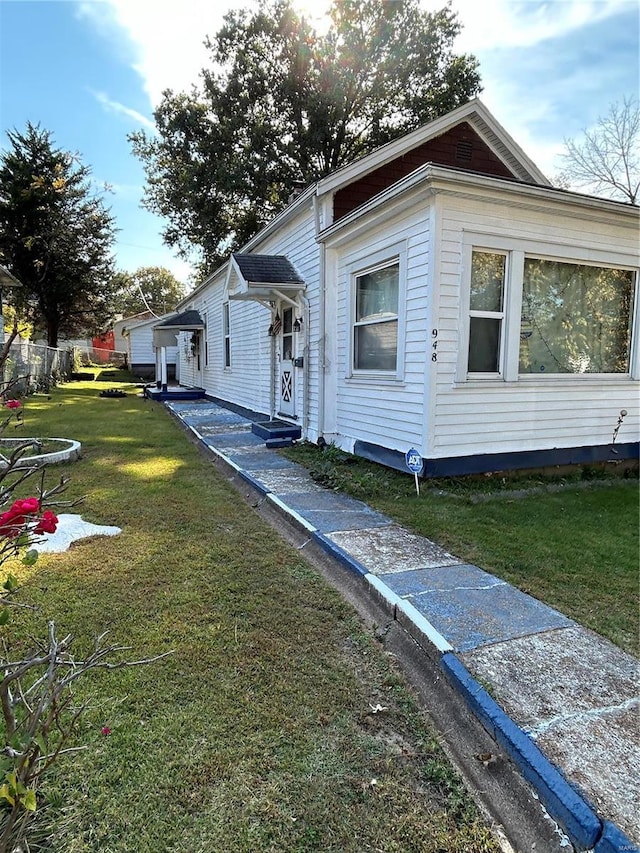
(353, 261, 399, 372)
(223, 302, 231, 368)
(463, 240, 637, 379)
(468, 251, 507, 374)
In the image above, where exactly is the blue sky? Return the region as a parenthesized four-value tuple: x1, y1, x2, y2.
(1, 0, 638, 286)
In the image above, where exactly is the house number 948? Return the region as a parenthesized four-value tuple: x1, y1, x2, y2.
(431, 329, 438, 362)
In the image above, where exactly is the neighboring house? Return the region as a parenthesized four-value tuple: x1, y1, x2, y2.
(113, 311, 154, 353)
(122, 312, 179, 381)
(162, 98, 639, 476)
(92, 329, 115, 362)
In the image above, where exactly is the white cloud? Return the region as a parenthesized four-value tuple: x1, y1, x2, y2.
(442, 0, 631, 52)
(80, 0, 636, 194)
(80, 0, 245, 107)
(90, 89, 156, 131)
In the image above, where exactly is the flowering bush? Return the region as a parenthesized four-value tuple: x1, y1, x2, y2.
(34, 509, 58, 535)
(0, 498, 58, 540)
(0, 390, 68, 845)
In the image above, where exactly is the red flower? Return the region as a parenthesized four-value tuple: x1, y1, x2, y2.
(5, 400, 22, 409)
(13, 498, 40, 514)
(101, 726, 111, 736)
(0, 497, 41, 538)
(34, 510, 58, 535)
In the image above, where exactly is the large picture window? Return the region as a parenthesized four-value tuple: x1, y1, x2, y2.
(353, 262, 399, 372)
(463, 238, 636, 380)
(519, 259, 634, 374)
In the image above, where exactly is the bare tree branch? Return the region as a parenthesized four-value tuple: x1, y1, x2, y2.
(559, 96, 640, 204)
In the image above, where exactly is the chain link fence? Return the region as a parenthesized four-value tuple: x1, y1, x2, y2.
(71, 345, 128, 369)
(1, 340, 129, 395)
(1, 340, 73, 394)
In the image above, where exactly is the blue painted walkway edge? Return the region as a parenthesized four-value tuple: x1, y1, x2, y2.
(313, 532, 368, 576)
(237, 469, 270, 496)
(594, 821, 639, 853)
(440, 653, 604, 851)
(166, 399, 638, 851)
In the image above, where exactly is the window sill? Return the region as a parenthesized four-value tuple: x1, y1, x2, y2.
(455, 373, 635, 387)
(345, 374, 406, 387)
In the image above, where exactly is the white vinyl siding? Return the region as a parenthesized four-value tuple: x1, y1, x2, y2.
(327, 203, 430, 454)
(431, 193, 639, 459)
(182, 203, 320, 425)
(127, 318, 178, 371)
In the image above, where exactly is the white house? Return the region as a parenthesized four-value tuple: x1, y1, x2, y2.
(159, 99, 639, 477)
(122, 312, 179, 382)
(113, 311, 154, 354)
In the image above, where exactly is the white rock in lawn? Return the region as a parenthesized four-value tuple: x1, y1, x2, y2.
(35, 513, 122, 553)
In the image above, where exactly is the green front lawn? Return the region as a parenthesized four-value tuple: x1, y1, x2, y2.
(1, 376, 499, 852)
(283, 443, 639, 657)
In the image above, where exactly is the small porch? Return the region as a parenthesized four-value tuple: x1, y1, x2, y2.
(143, 384, 206, 402)
(160, 396, 301, 447)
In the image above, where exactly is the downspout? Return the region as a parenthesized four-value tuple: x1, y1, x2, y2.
(313, 194, 326, 443)
(300, 292, 310, 437)
(270, 306, 276, 419)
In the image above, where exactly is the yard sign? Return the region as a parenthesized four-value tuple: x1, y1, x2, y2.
(405, 448, 423, 496)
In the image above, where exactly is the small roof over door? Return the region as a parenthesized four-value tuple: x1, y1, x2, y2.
(154, 310, 205, 330)
(152, 310, 205, 348)
(227, 254, 305, 304)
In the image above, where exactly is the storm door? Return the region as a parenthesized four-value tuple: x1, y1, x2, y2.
(279, 307, 295, 417)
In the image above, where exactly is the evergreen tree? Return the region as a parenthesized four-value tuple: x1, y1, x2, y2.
(0, 124, 116, 347)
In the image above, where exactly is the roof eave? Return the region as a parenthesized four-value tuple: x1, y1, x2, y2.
(318, 164, 639, 242)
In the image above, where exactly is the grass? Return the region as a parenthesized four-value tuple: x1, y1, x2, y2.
(0, 373, 499, 852)
(282, 442, 639, 657)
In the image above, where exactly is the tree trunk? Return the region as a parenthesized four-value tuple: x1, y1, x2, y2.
(46, 319, 59, 349)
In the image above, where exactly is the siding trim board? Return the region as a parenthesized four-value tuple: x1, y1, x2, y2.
(354, 440, 639, 478)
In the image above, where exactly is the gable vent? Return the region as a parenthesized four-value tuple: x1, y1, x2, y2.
(456, 140, 473, 162)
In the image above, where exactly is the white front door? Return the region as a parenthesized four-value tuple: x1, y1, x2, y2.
(279, 307, 295, 417)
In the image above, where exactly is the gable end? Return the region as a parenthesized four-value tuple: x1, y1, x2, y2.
(333, 122, 517, 222)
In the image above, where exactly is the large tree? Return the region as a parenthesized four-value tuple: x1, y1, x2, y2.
(559, 96, 639, 205)
(111, 266, 187, 318)
(131, 0, 481, 272)
(0, 124, 116, 347)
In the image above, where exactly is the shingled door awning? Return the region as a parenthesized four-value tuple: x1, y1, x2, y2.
(226, 254, 305, 305)
(152, 310, 205, 347)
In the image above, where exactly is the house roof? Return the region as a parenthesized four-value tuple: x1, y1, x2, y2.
(155, 309, 205, 330)
(316, 98, 549, 195)
(0, 265, 22, 288)
(231, 254, 305, 286)
(180, 98, 620, 306)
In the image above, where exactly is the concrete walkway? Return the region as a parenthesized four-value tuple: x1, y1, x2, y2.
(166, 399, 639, 853)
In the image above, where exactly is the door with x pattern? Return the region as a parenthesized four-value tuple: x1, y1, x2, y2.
(279, 307, 295, 418)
